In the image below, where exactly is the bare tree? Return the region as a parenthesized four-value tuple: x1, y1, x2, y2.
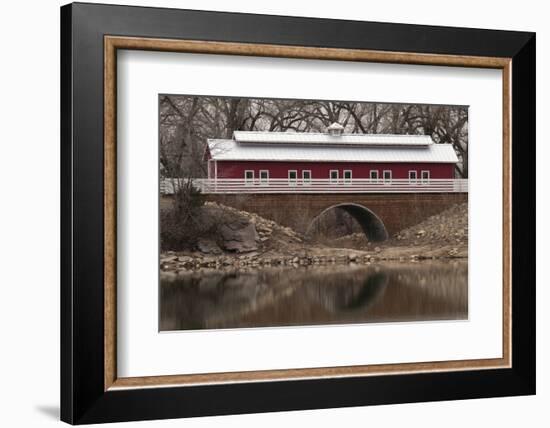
(160, 96, 469, 179)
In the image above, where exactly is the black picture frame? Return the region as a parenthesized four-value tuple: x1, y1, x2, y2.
(61, 2, 535, 424)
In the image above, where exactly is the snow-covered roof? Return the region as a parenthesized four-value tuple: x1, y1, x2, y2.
(208, 130, 460, 164)
(233, 131, 433, 147)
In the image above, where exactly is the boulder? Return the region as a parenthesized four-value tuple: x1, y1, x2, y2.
(197, 238, 222, 255)
(219, 221, 259, 253)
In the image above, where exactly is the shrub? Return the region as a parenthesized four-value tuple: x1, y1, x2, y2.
(160, 180, 206, 250)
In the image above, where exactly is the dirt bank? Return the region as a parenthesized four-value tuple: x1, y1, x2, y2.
(331, 202, 468, 259)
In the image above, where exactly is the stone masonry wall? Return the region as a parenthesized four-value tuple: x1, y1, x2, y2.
(172, 193, 469, 237)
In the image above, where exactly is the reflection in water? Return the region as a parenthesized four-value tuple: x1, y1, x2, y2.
(160, 261, 467, 331)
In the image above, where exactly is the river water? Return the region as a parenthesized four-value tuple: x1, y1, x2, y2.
(160, 261, 467, 331)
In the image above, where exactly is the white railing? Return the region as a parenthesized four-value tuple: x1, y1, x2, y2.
(161, 178, 468, 194)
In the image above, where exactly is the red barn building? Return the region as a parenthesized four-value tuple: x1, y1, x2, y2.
(205, 123, 458, 187)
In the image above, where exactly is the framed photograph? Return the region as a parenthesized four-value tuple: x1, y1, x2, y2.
(60, 2, 535, 424)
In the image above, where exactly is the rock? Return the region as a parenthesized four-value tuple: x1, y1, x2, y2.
(374, 247, 381, 253)
(283, 227, 294, 235)
(219, 221, 259, 253)
(257, 225, 272, 233)
(196, 238, 222, 255)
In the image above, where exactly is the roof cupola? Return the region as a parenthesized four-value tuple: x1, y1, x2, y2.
(327, 122, 344, 136)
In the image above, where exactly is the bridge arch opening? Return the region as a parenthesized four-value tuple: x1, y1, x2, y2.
(305, 203, 389, 242)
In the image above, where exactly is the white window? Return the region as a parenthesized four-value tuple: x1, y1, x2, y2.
(330, 170, 339, 184)
(383, 170, 392, 184)
(259, 170, 269, 184)
(421, 170, 430, 184)
(244, 170, 254, 185)
(408, 170, 417, 184)
(302, 170, 312, 185)
(288, 170, 298, 186)
(343, 170, 352, 184)
(370, 170, 379, 182)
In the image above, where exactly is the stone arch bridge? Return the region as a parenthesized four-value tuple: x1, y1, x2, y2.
(199, 192, 467, 242)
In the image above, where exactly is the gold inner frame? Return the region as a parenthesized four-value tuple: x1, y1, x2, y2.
(104, 35, 512, 391)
